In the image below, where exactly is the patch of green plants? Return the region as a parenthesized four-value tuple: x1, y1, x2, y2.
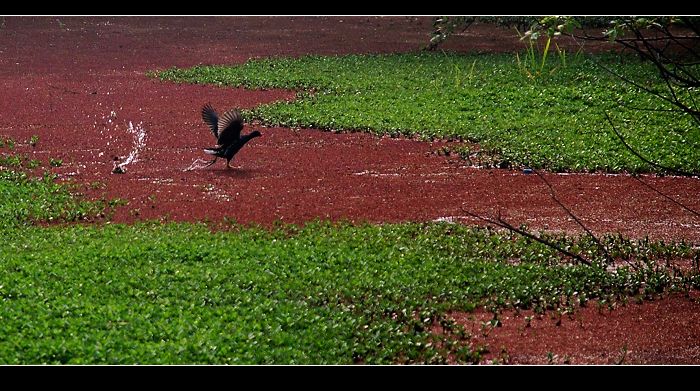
(157, 52, 700, 173)
(0, 154, 22, 168)
(0, 169, 109, 225)
(0, 137, 15, 150)
(0, 220, 697, 364)
(0, 144, 110, 225)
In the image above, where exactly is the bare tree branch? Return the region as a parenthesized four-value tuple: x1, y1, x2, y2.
(532, 170, 614, 263)
(632, 175, 700, 219)
(567, 22, 700, 125)
(460, 207, 593, 266)
(605, 112, 700, 178)
(591, 56, 700, 126)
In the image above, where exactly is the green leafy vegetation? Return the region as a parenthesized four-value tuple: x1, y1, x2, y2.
(0, 220, 698, 364)
(0, 143, 110, 225)
(0, 170, 108, 225)
(157, 52, 700, 173)
(1, 50, 698, 364)
(49, 158, 63, 167)
(1, 137, 16, 150)
(2, 136, 699, 363)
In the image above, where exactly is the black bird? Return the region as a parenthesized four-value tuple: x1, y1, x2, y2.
(200, 103, 262, 169)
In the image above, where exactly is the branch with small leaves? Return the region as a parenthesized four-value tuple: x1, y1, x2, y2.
(460, 207, 592, 266)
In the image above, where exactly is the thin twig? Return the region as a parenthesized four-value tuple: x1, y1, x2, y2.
(460, 207, 592, 266)
(532, 170, 614, 263)
(594, 57, 683, 113)
(614, 35, 699, 43)
(632, 175, 700, 219)
(570, 28, 700, 125)
(605, 112, 700, 178)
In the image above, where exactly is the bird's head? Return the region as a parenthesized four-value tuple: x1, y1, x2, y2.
(250, 130, 262, 138)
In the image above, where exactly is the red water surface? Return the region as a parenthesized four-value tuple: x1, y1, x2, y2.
(2, 16, 699, 364)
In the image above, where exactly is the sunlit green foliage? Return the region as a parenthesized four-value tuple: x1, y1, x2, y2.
(158, 53, 700, 173)
(1, 220, 697, 364)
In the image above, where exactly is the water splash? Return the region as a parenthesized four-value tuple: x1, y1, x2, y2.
(113, 121, 147, 173)
(184, 158, 213, 171)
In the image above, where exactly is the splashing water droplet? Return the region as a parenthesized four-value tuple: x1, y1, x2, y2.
(115, 121, 147, 173)
(184, 158, 213, 171)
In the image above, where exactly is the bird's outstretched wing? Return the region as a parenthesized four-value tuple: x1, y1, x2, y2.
(216, 109, 244, 146)
(201, 103, 220, 139)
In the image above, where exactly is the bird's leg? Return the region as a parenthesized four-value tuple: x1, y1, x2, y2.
(203, 157, 218, 167)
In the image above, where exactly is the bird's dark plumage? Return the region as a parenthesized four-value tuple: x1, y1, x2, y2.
(200, 104, 261, 169)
